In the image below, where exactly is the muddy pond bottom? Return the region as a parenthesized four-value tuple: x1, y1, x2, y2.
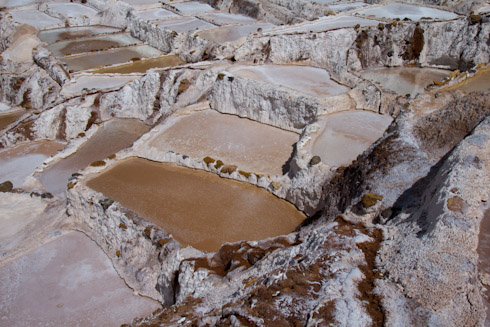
(0, 110, 24, 131)
(448, 66, 490, 93)
(86, 158, 306, 252)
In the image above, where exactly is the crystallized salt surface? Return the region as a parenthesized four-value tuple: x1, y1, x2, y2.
(358, 3, 458, 21)
(38, 25, 121, 44)
(312, 110, 392, 167)
(198, 12, 258, 26)
(360, 66, 450, 97)
(0, 103, 10, 112)
(197, 23, 275, 43)
(48, 33, 141, 57)
(156, 16, 217, 33)
(149, 109, 299, 175)
(265, 15, 381, 35)
(330, 2, 367, 12)
(61, 45, 163, 71)
(10, 10, 63, 29)
(38, 119, 149, 195)
(170, 1, 215, 15)
(478, 209, 490, 320)
(477, 4, 490, 14)
(229, 64, 349, 97)
(123, 0, 162, 5)
(0, 141, 64, 188)
(134, 8, 180, 21)
(0, 232, 161, 327)
(0, 193, 46, 240)
(46, 3, 98, 17)
(61, 75, 138, 97)
(86, 158, 305, 252)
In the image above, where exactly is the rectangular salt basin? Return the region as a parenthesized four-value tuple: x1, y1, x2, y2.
(0, 232, 160, 326)
(61, 45, 163, 71)
(46, 3, 98, 17)
(330, 2, 368, 12)
(447, 67, 490, 93)
(38, 118, 149, 195)
(156, 16, 216, 33)
(265, 15, 381, 35)
(198, 12, 258, 26)
(197, 23, 275, 43)
(134, 8, 179, 21)
(0, 109, 25, 131)
(48, 33, 142, 57)
(86, 158, 305, 252)
(228, 64, 350, 97)
(123, 0, 163, 6)
(2, 0, 38, 8)
(10, 10, 63, 29)
(149, 109, 299, 175)
(360, 66, 450, 98)
(358, 3, 458, 21)
(38, 26, 121, 44)
(169, 1, 215, 15)
(0, 141, 64, 188)
(312, 110, 392, 167)
(90, 55, 185, 74)
(60, 75, 138, 97)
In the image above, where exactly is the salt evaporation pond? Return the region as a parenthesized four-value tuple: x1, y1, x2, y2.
(198, 12, 257, 26)
(10, 10, 63, 29)
(330, 2, 367, 12)
(48, 33, 141, 57)
(61, 45, 163, 71)
(265, 15, 381, 35)
(60, 75, 138, 97)
(87, 158, 305, 252)
(38, 26, 121, 44)
(91, 55, 184, 74)
(358, 3, 458, 21)
(312, 110, 392, 167)
(149, 109, 298, 175)
(229, 65, 350, 97)
(170, 1, 215, 15)
(156, 17, 216, 33)
(0, 109, 25, 131)
(448, 67, 490, 93)
(38, 119, 149, 195)
(360, 66, 450, 97)
(0, 232, 160, 326)
(134, 8, 179, 21)
(46, 3, 98, 18)
(0, 141, 64, 188)
(197, 23, 275, 43)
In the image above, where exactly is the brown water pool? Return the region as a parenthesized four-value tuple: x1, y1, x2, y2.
(91, 55, 185, 74)
(0, 110, 25, 131)
(448, 67, 490, 93)
(86, 158, 305, 252)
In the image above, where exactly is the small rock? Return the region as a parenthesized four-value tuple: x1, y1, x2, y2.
(271, 181, 281, 190)
(309, 156, 321, 166)
(361, 193, 383, 208)
(221, 164, 238, 174)
(447, 196, 464, 213)
(0, 181, 13, 193)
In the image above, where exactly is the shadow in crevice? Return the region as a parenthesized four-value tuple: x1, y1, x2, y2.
(282, 142, 297, 176)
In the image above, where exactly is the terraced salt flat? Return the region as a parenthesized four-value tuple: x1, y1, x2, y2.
(330, 2, 367, 12)
(0, 141, 64, 188)
(0, 232, 161, 327)
(86, 158, 305, 252)
(60, 75, 139, 97)
(47, 33, 141, 57)
(134, 8, 179, 21)
(10, 10, 63, 29)
(312, 110, 392, 167)
(264, 15, 381, 35)
(156, 16, 217, 33)
(61, 45, 163, 71)
(91, 55, 184, 74)
(123, 0, 163, 6)
(46, 3, 98, 17)
(148, 109, 299, 175)
(38, 119, 149, 195)
(38, 25, 121, 43)
(198, 12, 258, 26)
(360, 66, 450, 97)
(0, 109, 25, 131)
(197, 23, 275, 43)
(357, 3, 458, 21)
(228, 65, 350, 97)
(448, 67, 490, 93)
(169, 1, 215, 15)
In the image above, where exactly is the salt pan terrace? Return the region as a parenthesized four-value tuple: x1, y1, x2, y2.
(357, 3, 459, 21)
(60, 75, 139, 97)
(0, 107, 25, 132)
(45, 2, 98, 18)
(165, 1, 216, 16)
(134, 8, 179, 21)
(228, 64, 350, 97)
(197, 23, 275, 43)
(9, 10, 63, 29)
(38, 25, 121, 43)
(147, 108, 299, 176)
(155, 16, 217, 33)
